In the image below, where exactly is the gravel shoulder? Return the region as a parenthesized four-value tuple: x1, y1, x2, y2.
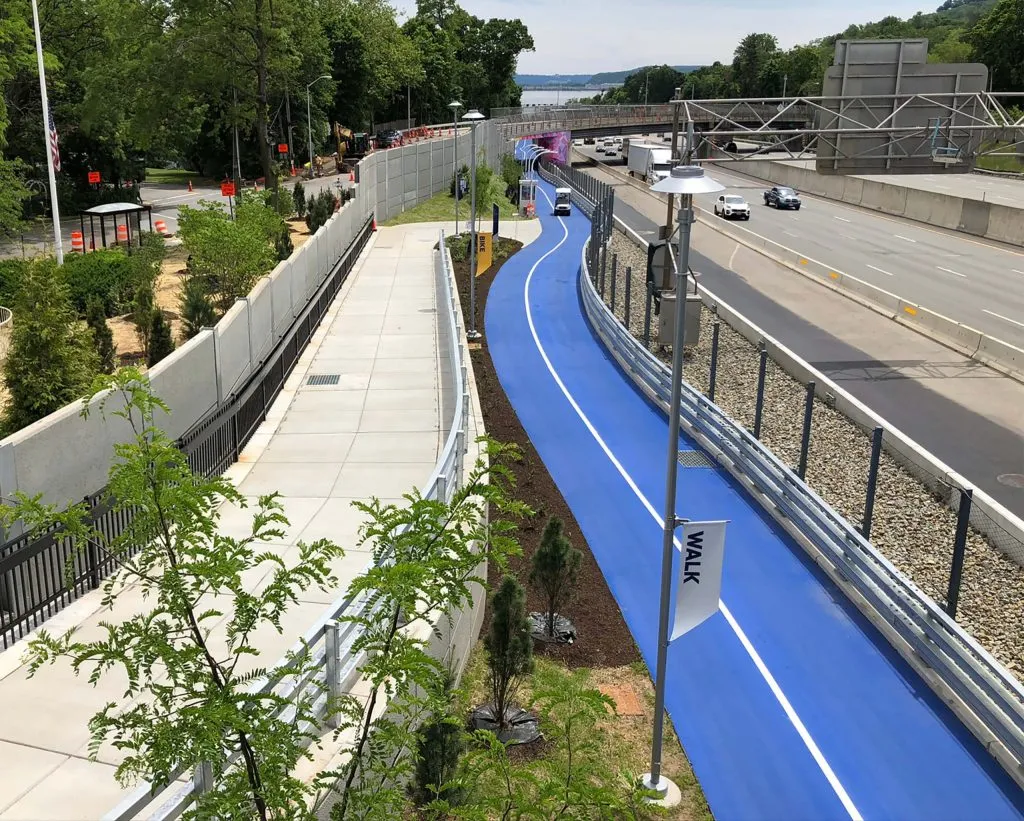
(606, 229, 1024, 677)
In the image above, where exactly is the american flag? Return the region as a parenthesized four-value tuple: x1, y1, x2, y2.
(47, 111, 60, 173)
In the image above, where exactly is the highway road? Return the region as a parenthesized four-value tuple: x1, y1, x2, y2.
(579, 144, 1024, 349)
(485, 176, 1024, 819)
(573, 146, 1024, 519)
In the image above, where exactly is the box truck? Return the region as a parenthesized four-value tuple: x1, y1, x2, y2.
(627, 142, 672, 184)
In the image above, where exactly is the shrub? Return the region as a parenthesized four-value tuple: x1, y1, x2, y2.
(85, 298, 117, 374)
(178, 201, 276, 312)
(292, 181, 306, 218)
(0, 258, 27, 307)
(501, 153, 522, 189)
(147, 310, 175, 367)
(304, 189, 337, 233)
(484, 575, 534, 732)
(412, 671, 466, 809)
(529, 516, 582, 639)
(180, 275, 217, 339)
(132, 278, 154, 357)
(2, 258, 98, 434)
(61, 249, 135, 316)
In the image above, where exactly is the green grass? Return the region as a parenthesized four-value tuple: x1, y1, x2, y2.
(144, 167, 214, 185)
(385, 175, 518, 226)
(976, 142, 1024, 175)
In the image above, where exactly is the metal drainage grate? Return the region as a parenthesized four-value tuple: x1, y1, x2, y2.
(677, 450, 715, 468)
(306, 374, 341, 387)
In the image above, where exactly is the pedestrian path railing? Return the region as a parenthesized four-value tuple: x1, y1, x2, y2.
(552, 163, 1024, 785)
(103, 230, 469, 820)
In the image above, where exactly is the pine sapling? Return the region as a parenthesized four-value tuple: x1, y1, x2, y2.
(484, 575, 533, 731)
(529, 516, 582, 639)
(147, 309, 175, 367)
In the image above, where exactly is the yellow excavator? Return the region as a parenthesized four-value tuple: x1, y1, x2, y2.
(333, 123, 372, 169)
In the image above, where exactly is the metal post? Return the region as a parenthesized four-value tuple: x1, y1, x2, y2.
(610, 254, 617, 311)
(306, 85, 315, 180)
(797, 381, 815, 480)
(946, 488, 974, 619)
(325, 620, 342, 729)
(643, 283, 653, 348)
(709, 320, 720, 401)
(468, 121, 481, 340)
(862, 427, 883, 540)
(31, 0, 63, 264)
(666, 89, 681, 233)
(754, 342, 768, 439)
(646, 193, 693, 796)
(453, 111, 459, 235)
(624, 265, 632, 326)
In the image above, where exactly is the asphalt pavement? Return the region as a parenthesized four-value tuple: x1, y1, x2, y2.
(574, 151, 1024, 519)
(579, 144, 1024, 348)
(485, 175, 1024, 820)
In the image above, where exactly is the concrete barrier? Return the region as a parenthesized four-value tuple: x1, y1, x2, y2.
(148, 331, 220, 441)
(0, 125, 497, 511)
(730, 159, 1024, 249)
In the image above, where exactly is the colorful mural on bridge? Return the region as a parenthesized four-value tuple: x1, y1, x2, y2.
(514, 131, 570, 165)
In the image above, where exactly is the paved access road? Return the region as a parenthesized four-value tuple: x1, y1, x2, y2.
(485, 176, 1024, 820)
(578, 145, 1024, 348)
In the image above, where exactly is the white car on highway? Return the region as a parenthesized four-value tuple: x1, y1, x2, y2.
(714, 194, 751, 220)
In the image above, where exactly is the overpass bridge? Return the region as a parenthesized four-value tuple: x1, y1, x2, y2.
(497, 93, 1024, 172)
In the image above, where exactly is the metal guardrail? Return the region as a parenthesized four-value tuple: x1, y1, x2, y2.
(547, 162, 1024, 783)
(103, 230, 469, 819)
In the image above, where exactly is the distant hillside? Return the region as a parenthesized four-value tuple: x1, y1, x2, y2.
(588, 66, 702, 85)
(516, 65, 703, 87)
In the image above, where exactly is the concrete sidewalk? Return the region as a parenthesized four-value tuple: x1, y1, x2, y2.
(0, 219, 541, 820)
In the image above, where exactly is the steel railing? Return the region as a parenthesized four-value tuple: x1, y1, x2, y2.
(102, 230, 469, 820)
(561, 171, 1024, 782)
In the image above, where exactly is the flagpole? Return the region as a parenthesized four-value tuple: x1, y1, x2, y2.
(31, 0, 63, 264)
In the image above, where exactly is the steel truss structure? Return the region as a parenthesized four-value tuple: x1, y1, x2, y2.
(499, 93, 1024, 174)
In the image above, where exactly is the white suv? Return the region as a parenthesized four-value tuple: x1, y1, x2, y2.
(714, 194, 751, 220)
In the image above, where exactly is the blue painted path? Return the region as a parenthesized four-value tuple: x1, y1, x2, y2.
(484, 178, 1024, 821)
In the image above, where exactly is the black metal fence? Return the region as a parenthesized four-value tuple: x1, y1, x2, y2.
(0, 216, 375, 650)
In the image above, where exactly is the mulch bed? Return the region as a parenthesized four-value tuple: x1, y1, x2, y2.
(450, 237, 641, 669)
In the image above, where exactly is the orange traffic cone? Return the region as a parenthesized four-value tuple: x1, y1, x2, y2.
(349, 170, 354, 182)
(70, 231, 84, 253)
(188, 179, 193, 192)
(116, 223, 129, 244)
(371, 217, 377, 232)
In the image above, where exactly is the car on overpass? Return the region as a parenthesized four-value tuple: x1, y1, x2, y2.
(764, 185, 801, 210)
(714, 194, 751, 220)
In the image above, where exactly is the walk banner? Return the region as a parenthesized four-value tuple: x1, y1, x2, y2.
(671, 520, 728, 641)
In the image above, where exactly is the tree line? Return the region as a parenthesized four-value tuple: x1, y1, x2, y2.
(0, 0, 534, 234)
(575, 0, 1021, 105)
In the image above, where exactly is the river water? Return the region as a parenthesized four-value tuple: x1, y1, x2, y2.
(519, 88, 605, 106)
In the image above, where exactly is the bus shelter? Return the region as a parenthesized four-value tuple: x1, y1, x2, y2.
(80, 202, 153, 251)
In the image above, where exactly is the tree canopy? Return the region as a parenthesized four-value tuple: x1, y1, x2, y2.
(0, 0, 533, 231)
(573, 0, 1016, 107)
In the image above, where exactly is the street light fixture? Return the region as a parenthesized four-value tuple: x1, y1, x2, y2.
(462, 108, 485, 341)
(306, 74, 332, 179)
(448, 100, 463, 234)
(644, 162, 724, 805)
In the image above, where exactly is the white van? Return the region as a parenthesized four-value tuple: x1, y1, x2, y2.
(554, 188, 572, 216)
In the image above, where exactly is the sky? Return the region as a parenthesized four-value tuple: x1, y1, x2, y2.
(390, 0, 943, 75)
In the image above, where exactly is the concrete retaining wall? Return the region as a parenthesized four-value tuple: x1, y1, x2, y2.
(733, 159, 1023, 248)
(0, 125, 492, 512)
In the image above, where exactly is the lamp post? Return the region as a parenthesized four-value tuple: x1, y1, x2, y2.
(306, 74, 331, 179)
(644, 162, 724, 803)
(462, 108, 485, 341)
(448, 100, 463, 234)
